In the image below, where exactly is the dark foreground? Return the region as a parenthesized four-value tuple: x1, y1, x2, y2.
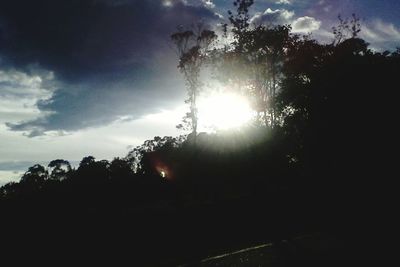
(1, 190, 356, 266)
(189, 233, 347, 267)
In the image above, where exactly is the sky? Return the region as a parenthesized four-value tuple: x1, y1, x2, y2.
(1, 0, 399, 185)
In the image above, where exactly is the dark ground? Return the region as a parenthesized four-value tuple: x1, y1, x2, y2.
(186, 233, 348, 267)
(1, 190, 357, 266)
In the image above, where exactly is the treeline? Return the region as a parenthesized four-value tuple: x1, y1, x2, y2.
(0, 131, 290, 209)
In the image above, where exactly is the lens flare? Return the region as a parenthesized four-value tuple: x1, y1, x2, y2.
(160, 170, 166, 178)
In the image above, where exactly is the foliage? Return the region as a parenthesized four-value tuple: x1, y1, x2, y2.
(48, 159, 72, 181)
(332, 13, 362, 45)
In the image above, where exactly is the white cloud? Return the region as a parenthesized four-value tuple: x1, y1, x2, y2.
(276, 0, 291, 4)
(202, 0, 215, 9)
(312, 28, 334, 43)
(292, 16, 322, 33)
(360, 19, 400, 50)
(162, 0, 181, 7)
(362, 26, 386, 43)
(176, 0, 215, 9)
(0, 170, 22, 186)
(263, 0, 291, 4)
(0, 69, 54, 125)
(374, 20, 400, 40)
(251, 8, 295, 25)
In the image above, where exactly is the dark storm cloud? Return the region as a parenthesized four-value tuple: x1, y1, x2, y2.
(0, 0, 217, 81)
(0, 0, 220, 135)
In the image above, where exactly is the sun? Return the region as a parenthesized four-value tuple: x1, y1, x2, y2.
(197, 93, 254, 132)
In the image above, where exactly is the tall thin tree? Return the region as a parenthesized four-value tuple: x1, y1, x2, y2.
(171, 23, 217, 140)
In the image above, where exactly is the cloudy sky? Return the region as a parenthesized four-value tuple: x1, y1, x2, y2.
(1, 0, 399, 185)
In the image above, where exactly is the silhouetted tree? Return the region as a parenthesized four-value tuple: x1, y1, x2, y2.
(171, 23, 217, 139)
(214, 0, 292, 128)
(75, 156, 110, 184)
(332, 13, 361, 45)
(79, 156, 96, 168)
(48, 159, 72, 181)
(228, 0, 254, 52)
(0, 182, 19, 199)
(110, 157, 133, 180)
(20, 164, 48, 184)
